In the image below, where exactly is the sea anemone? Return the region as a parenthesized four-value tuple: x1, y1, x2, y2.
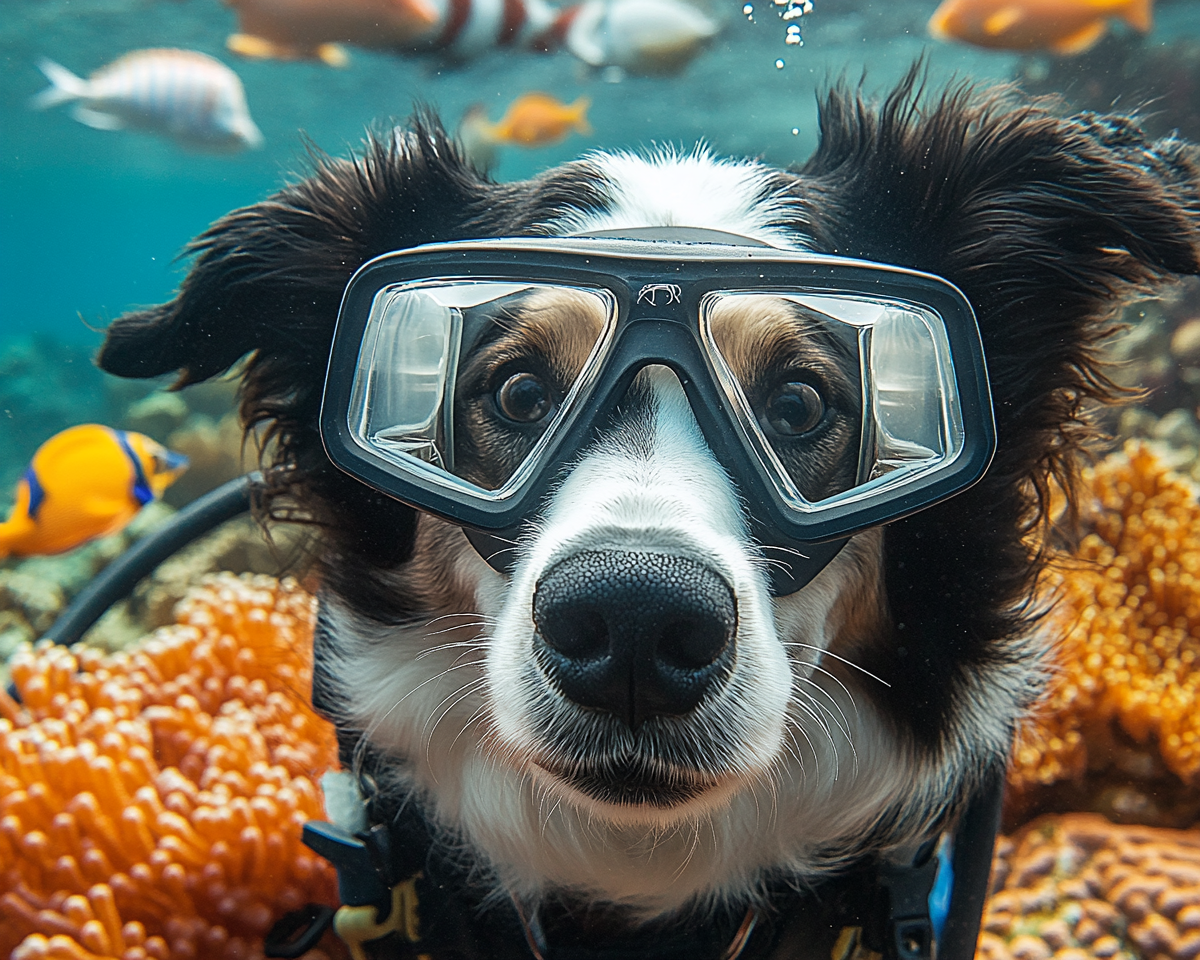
(0, 573, 341, 960)
(1009, 443, 1200, 826)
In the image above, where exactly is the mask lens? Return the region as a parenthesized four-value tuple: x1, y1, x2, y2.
(347, 279, 615, 497)
(701, 291, 965, 511)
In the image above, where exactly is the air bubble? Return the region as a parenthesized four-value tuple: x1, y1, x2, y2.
(791, 127, 799, 135)
(784, 33, 801, 44)
(743, 3, 753, 13)
(775, 58, 785, 68)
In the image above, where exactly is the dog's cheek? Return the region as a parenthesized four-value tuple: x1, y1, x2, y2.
(481, 573, 544, 748)
(772, 530, 886, 668)
(404, 516, 499, 615)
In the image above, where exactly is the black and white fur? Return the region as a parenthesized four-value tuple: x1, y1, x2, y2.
(99, 71, 1200, 951)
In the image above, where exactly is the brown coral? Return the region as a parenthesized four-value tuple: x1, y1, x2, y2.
(1009, 443, 1200, 827)
(981, 813, 1200, 960)
(0, 573, 341, 960)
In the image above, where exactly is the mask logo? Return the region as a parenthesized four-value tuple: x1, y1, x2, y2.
(637, 283, 682, 306)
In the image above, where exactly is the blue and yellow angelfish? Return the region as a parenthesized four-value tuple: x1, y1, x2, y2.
(0, 424, 188, 559)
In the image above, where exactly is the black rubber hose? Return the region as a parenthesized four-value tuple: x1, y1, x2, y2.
(938, 765, 1005, 960)
(41, 472, 261, 647)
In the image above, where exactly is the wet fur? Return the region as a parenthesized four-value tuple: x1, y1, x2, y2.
(99, 72, 1200, 928)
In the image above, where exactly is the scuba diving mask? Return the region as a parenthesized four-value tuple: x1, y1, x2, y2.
(320, 232, 996, 594)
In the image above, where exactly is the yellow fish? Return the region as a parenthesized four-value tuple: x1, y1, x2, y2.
(928, 0, 1152, 54)
(479, 93, 591, 148)
(0, 424, 188, 559)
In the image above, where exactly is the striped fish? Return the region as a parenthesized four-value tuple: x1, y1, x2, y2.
(416, 0, 585, 58)
(225, 0, 578, 64)
(31, 49, 263, 151)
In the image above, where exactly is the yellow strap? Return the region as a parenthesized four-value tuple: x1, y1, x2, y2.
(334, 876, 423, 960)
(831, 926, 882, 960)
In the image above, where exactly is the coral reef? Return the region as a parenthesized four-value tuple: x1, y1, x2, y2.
(0, 335, 261, 679)
(0, 504, 175, 679)
(1103, 278, 1200, 480)
(81, 515, 314, 655)
(0, 573, 340, 960)
(160, 413, 248, 511)
(0, 510, 312, 691)
(1008, 443, 1200, 828)
(980, 813, 1200, 960)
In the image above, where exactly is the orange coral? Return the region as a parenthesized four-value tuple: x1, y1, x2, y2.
(981, 813, 1200, 960)
(1011, 443, 1200, 816)
(0, 573, 341, 960)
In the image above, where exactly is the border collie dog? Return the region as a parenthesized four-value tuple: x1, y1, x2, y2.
(99, 74, 1200, 959)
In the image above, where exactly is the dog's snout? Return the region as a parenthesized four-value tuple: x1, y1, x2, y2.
(532, 551, 737, 729)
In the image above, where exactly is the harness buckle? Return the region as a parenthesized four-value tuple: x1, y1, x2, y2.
(334, 876, 424, 960)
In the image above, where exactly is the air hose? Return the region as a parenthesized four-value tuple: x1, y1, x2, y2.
(41, 472, 260, 647)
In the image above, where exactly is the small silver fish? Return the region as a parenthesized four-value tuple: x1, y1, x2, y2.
(31, 49, 263, 151)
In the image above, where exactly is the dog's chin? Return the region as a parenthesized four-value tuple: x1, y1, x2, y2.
(532, 753, 724, 809)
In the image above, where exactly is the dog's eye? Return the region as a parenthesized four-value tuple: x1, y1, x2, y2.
(761, 381, 825, 437)
(496, 372, 556, 423)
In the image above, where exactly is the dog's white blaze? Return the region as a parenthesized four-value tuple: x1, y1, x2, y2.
(550, 147, 812, 249)
(488, 368, 788, 782)
(458, 369, 895, 910)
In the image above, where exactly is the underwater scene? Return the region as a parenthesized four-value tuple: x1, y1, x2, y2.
(6, 0, 1200, 957)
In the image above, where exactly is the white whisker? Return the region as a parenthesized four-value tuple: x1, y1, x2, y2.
(783, 641, 891, 687)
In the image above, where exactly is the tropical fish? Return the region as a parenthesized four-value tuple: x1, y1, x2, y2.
(564, 0, 719, 76)
(0, 425, 188, 559)
(225, 0, 580, 65)
(928, 0, 1152, 54)
(416, 0, 585, 59)
(225, 0, 440, 66)
(31, 49, 263, 150)
(474, 92, 591, 149)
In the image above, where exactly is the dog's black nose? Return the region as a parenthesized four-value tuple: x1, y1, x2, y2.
(532, 550, 737, 729)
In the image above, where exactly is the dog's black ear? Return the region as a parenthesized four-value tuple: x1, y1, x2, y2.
(795, 70, 1200, 534)
(97, 117, 498, 586)
(793, 71, 1200, 750)
(796, 73, 1200, 435)
(99, 116, 490, 388)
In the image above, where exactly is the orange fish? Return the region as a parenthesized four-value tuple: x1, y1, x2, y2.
(928, 0, 1152, 54)
(225, 0, 440, 66)
(479, 93, 591, 148)
(0, 425, 188, 559)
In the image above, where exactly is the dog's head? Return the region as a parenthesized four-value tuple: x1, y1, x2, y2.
(99, 75, 1200, 919)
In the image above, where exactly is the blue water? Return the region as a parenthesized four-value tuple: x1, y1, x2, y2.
(0, 0, 1008, 339)
(1, 0, 1198, 474)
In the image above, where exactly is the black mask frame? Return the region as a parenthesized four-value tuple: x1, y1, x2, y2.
(320, 236, 996, 594)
